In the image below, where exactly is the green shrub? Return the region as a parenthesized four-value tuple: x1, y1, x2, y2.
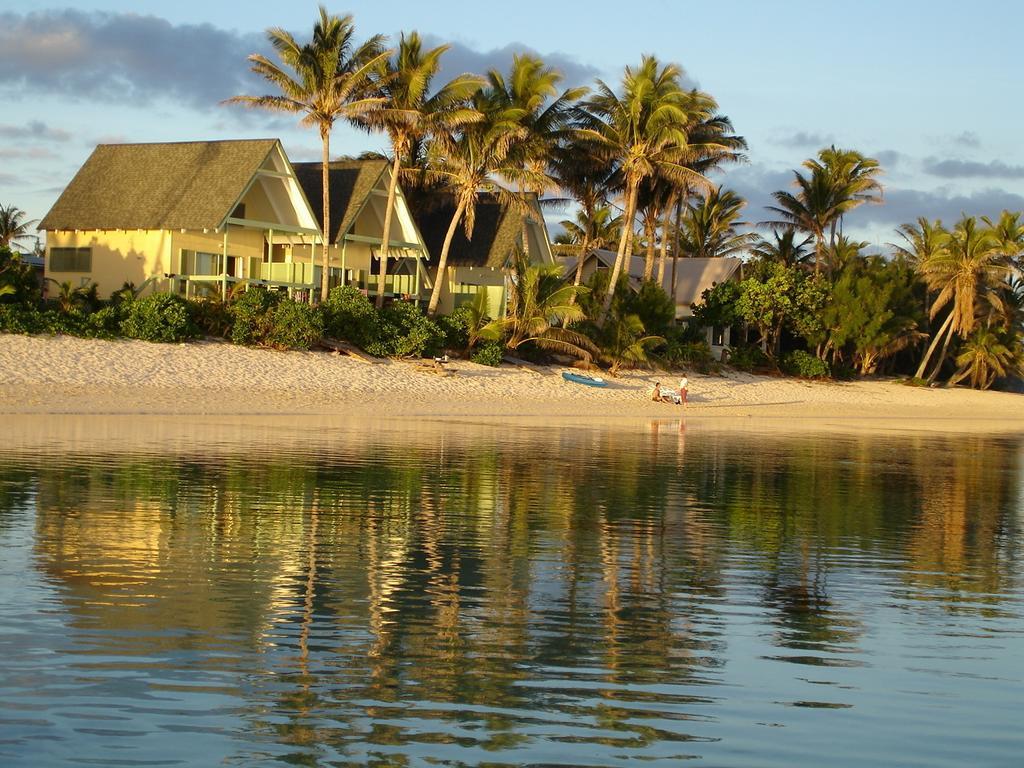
(120, 293, 198, 343)
(436, 306, 471, 352)
(471, 341, 504, 367)
(663, 339, 714, 371)
(727, 344, 770, 373)
(265, 299, 323, 350)
(86, 306, 121, 338)
(380, 301, 444, 358)
(229, 286, 280, 345)
(0, 305, 43, 334)
(782, 349, 830, 379)
(321, 286, 380, 348)
(189, 298, 233, 338)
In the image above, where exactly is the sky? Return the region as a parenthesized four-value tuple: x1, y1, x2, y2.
(1, 0, 1023, 248)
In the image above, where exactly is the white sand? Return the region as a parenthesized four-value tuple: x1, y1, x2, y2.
(1, 334, 1022, 433)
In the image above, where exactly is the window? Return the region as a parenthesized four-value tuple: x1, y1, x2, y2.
(49, 247, 92, 272)
(180, 250, 221, 275)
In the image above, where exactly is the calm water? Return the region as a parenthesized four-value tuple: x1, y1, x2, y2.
(0, 418, 1022, 767)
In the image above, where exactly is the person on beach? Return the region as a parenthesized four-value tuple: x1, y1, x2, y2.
(651, 382, 665, 402)
(679, 377, 688, 405)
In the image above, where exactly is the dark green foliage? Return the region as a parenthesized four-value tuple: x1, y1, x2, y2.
(727, 344, 770, 372)
(229, 286, 281, 345)
(120, 293, 198, 343)
(471, 340, 504, 367)
(435, 306, 471, 351)
(321, 286, 380, 349)
(190, 298, 233, 338)
(266, 299, 324, 350)
(0, 246, 41, 306)
(378, 301, 445, 358)
(624, 280, 675, 338)
(782, 349, 831, 378)
(663, 337, 714, 371)
(691, 280, 742, 330)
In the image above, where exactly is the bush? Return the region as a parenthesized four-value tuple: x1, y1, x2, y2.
(189, 298, 233, 338)
(782, 349, 830, 379)
(471, 341, 504, 367)
(379, 301, 444, 358)
(726, 344, 770, 373)
(265, 299, 323, 350)
(229, 286, 280, 345)
(0, 305, 43, 334)
(436, 306, 471, 352)
(120, 293, 198, 343)
(321, 285, 380, 349)
(663, 339, 714, 371)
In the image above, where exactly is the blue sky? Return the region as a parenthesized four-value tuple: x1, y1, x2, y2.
(1, 0, 1022, 246)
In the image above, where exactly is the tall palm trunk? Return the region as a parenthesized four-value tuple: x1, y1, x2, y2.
(601, 181, 638, 322)
(319, 128, 332, 303)
(427, 197, 468, 316)
(914, 310, 954, 379)
(642, 215, 657, 282)
(569, 232, 590, 308)
(375, 152, 403, 308)
(926, 320, 958, 384)
(670, 198, 683, 297)
(656, 193, 675, 287)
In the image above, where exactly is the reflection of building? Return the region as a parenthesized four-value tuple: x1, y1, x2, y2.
(562, 248, 743, 358)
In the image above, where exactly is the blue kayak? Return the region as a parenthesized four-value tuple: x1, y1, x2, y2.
(562, 371, 608, 388)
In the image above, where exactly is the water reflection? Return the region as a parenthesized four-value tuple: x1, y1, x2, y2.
(0, 421, 1022, 766)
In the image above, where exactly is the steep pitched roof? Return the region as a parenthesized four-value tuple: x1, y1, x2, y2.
(292, 160, 388, 243)
(413, 193, 548, 269)
(39, 139, 279, 231)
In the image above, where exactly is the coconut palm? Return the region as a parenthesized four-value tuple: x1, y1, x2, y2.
(679, 187, 758, 260)
(948, 325, 1019, 389)
(914, 216, 1009, 381)
(579, 56, 716, 319)
(750, 229, 814, 268)
(501, 250, 596, 360)
(0, 205, 38, 248)
(423, 96, 544, 316)
(459, 290, 503, 354)
(550, 139, 618, 290)
(984, 210, 1024, 269)
(364, 32, 482, 308)
(484, 55, 587, 254)
(227, 7, 389, 302)
(810, 146, 883, 243)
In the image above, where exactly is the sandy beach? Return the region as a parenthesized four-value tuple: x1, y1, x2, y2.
(1, 333, 1022, 433)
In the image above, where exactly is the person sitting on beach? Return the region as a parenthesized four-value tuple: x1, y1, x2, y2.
(651, 382, 666, 402)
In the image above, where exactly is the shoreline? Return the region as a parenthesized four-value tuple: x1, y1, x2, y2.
(2, 334, 1023, 435)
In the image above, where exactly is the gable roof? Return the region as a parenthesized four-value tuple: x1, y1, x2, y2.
(39, 139, 280, 231)
(292, 159, 388, 243)
(580, 248, 743, 317)
(413, 193, 550, 269)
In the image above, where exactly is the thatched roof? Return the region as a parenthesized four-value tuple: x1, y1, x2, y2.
(39, 139, 279, 231)
(413, 193, 546, 268)
(292, 160, 388, 243)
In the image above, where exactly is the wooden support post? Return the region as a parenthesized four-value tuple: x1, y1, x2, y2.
(221, 228, 228, 300)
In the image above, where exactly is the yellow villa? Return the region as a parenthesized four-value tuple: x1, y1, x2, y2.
(39, 139, 329, 300)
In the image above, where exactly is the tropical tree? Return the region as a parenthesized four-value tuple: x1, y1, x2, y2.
(484, 55, 587, 250)
(579, 56, 715, 319)
(459, 290, 503, 354)
(0, 205, 38, 248)
(750, 229, 814, 268)
(762, 163, 848, 275)
(914, 216, 1008, 381)
(501, 251, 596, 359)
(365, 32, 481, 308)
(227, 7, 389, 302)
(423, 93, 544, 316)
(948, 325, 1019, 389)
(811, 146, 883, 243)
(598, 312, 664, 375)
(678, 187, 758, 260)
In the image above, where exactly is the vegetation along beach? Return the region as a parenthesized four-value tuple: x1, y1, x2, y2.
(1, 2, 1023, 767)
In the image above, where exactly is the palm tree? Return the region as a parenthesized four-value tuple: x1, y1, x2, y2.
(227, 7, 389, 302)
(501, 251, 596, 360)
(0, 205, 38, 248)
(948, 325, 1018, 389)
(679, 187, 757, 259)
(484, 55, 587, 250)
(365, 32, 481, 308)
(558, 206, 621, 255)
(423, 95, 543, 316)
(550, 138, 618, 291)
(762, 164, 848, 275)
(811, 146, 883, 244)
(459, 291, 503, 354)
(579, 56, 715, 320)
(750, 229, 814, 268)
(914, 216, 1008, 381)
